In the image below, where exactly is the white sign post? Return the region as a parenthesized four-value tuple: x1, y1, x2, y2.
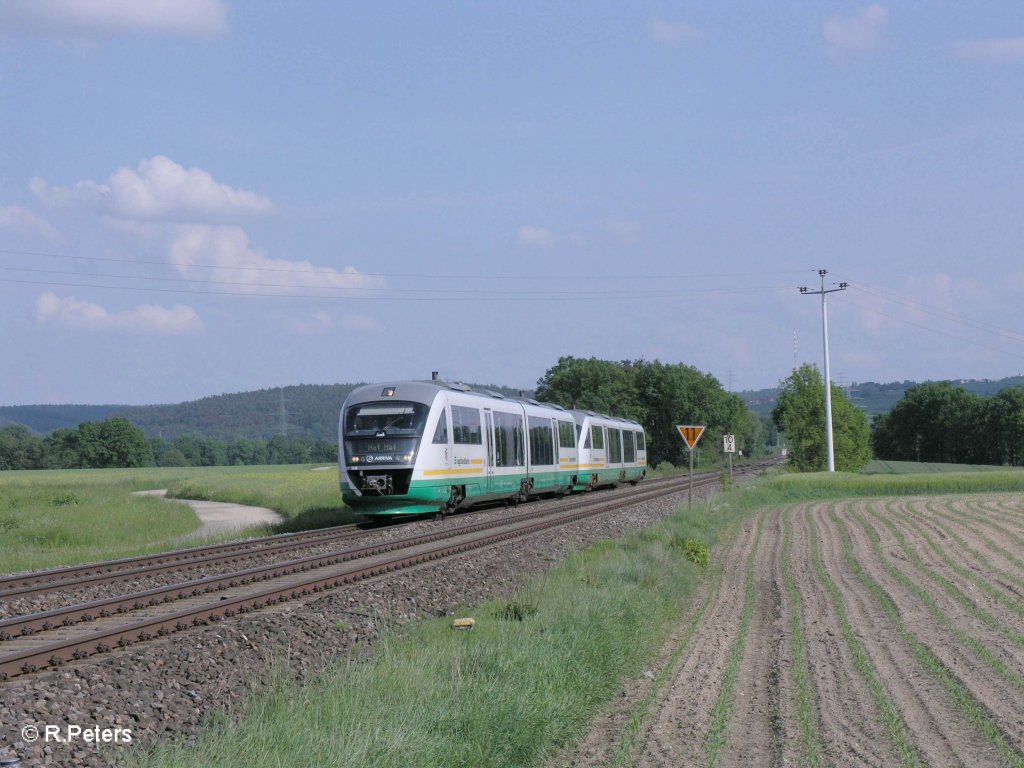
(723, 433, 736, 481)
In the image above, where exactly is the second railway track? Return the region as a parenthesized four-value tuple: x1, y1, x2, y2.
(0, 462, 773, 681)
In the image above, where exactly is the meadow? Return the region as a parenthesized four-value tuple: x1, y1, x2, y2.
(0, 464, 348, 574)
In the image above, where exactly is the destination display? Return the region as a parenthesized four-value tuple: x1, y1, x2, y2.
(345, 437, 418, 465)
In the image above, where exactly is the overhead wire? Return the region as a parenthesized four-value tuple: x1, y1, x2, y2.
(833, 292, 1024, 362)
(0, 248, 810, 282)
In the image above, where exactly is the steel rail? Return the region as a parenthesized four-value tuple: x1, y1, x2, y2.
(0, 467, 728, 598)
(0, 471, 732, 680)
(0, 522, 365, 595)
(0, 471, 722, 639)
(0, 460, 778, 679)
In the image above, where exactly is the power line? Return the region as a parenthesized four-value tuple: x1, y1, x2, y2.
(0, 275, 793, 303)
(0, 248, 809, 282)
(835, 293, 1024, 362)
(848, 283, 1024, 345)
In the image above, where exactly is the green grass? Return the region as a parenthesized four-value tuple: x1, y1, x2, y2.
(163, 465, 353, 532)
(861, 459, 1021, 475)
(755, 469, 1024, 502)
(134, 487, 754, 768)
(0, 464, 349, 573)
(0, 475, 201, 573)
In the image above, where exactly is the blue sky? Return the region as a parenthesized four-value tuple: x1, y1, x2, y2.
(2, 2, 1023, 405)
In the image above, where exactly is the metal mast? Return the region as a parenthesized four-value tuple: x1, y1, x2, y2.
(799, 270, 848, 472)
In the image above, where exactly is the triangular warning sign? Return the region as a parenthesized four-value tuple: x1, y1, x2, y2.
(676, 424, 705, 450)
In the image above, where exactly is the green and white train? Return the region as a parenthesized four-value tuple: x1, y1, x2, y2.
(339, 378, 647, 517)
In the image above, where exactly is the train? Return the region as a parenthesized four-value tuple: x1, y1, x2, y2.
(338, 378, 647, 516)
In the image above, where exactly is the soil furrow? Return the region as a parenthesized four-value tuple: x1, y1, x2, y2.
(850, 503, 1024, 751)
(819, 503, 1006, 767)
(631, 511, 765, 768)
(794, 503, 895, 767)
(883, 501, 1024, 632)
(859, 502, 1024, 686)
(717, 507, 792, 768)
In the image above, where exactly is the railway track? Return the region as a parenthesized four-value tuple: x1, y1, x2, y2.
(0, 461, 774, 681)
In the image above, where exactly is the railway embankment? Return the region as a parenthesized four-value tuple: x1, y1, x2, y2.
(1, 472, 742, 768)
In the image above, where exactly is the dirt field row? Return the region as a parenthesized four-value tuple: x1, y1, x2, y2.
(561, 494, 1024, 767)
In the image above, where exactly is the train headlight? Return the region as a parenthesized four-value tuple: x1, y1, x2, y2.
(352, 456, 361, 464)
(402, 453, 414, 463)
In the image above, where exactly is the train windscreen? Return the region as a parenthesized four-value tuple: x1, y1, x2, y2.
(344, 402, 429, 437)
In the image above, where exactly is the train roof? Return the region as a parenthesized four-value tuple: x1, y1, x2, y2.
(344, 379, 569, 412)
(569, 409, 643, 428)
(343, 381, 642, 429)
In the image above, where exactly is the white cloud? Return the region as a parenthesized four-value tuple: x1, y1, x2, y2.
(0, 205, 61, 242)
(30, 155, 274, 221)
(952, 37, 1024, 62)
(0, 0, 227, 38)
(648, 19, 700, 46)
(166, 224, 387, 295)
(823, 4, 888, 53)
(35, 292, 201, 334)
(517, 225, 555, 247)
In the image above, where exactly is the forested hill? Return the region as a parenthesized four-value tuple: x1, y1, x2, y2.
(125, 384, 362, 441)
(0, 405, 127, 433)
(0, 381, 532, 441)
(740, 374, 1024, 419)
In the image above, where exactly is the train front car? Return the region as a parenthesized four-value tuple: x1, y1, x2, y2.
(339, 382, 450, 516)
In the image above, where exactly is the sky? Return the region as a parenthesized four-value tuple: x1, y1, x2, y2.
(2, 2, 1023, 406)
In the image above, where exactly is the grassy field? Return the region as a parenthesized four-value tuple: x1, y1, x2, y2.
(131, 467, 1024, 768)
(862, 459, 1023, 474)
(0, 464, 348, 574)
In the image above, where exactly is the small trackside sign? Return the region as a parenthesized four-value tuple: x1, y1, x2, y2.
(676, 425, 705, 450)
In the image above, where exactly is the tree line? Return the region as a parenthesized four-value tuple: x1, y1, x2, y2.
(0, 418, 338, 471)
(535, 356, 772, 468)
(871, 381, 1024, 465)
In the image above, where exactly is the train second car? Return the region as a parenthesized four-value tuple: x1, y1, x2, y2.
(338, 379, 647, 516)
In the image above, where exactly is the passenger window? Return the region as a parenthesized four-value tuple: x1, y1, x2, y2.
(528, 416, 554, 465)
(432, 409, 448, 444)
(558, 421, 575, 449)
(452, 405, 482, 444)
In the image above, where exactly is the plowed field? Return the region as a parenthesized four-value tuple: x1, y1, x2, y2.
(560, 494, 1024, 768)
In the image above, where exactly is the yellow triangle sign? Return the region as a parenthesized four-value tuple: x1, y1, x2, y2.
(676, 424, 705, 450)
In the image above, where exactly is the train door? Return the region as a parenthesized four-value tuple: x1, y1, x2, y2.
(484, 409, 495, 494)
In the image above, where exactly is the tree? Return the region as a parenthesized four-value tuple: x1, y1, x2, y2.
(536, 357, 639, 416)
(77, 417, 152, 468)
(871, 382, 983, 464)
(0, 425, 43, 470)
(536, 356, 760, 469)
(773, 364, 870, 472)
(984, 387, 1024, 466)
(42, 428, 82, 469)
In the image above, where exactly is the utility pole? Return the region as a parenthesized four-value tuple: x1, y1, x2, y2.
(799, 270, 847, 472)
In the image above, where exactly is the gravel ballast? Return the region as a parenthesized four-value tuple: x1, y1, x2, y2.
(0, 482, 725, 767)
